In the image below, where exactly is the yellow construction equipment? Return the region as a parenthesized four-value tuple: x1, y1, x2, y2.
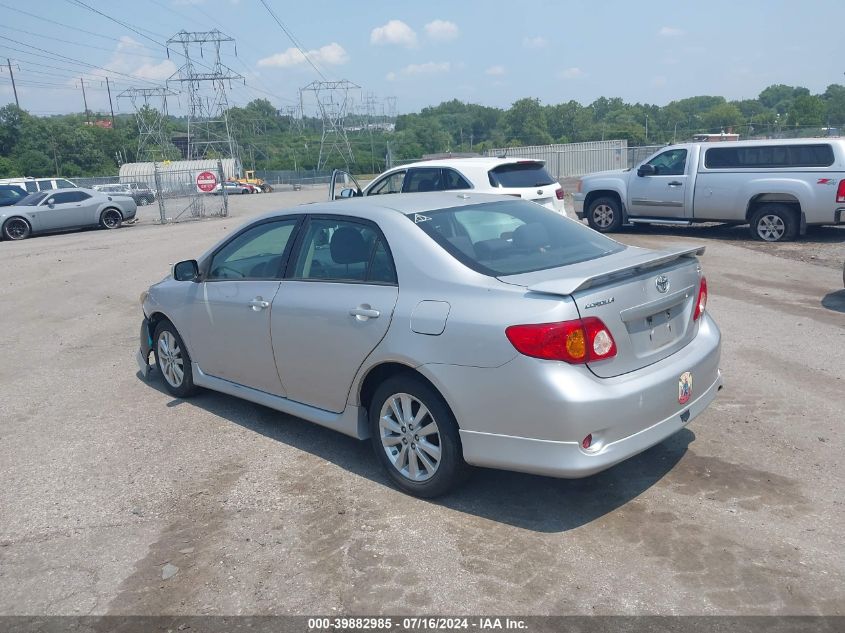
(237, 170, 273, 193)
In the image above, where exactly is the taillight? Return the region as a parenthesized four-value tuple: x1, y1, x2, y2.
(505, 317, 617, 364)
(693, 277, 708, 321)
(837, 180, 845, 203)
(555, 188, 565, 200)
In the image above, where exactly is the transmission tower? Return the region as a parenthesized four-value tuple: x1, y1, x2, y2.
(166, 30, 243, 160)
(300, 79, 360, 170)
(118, 87, 180, 162)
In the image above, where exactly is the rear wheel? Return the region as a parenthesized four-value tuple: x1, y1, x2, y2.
(2, 217, 31, 241)
(587, 196, 623, 232)
(749, 204, 798, 242)
(369, 375, 467, 498)
(153, 321, 197, 398)
(100, 207, 122, 230)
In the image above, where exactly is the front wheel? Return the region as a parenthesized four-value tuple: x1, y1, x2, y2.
(153, 321, 197, 398)
(369, 375, 467, 498)
(2, 217, 31, 241)
(100, 208, 123, 230)
(586, 196, 623, 232)
(749, 204, 798, 242)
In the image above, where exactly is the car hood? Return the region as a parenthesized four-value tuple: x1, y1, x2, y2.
(581, 168, 630, 180)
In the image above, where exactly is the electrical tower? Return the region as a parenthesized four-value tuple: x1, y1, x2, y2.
(300, 79, 360, 170)
(166, 30, 243, 160)
(117, 87, 179, 162)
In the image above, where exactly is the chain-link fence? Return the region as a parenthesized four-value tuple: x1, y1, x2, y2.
(150, 161, 228, 223)
(255, 169, 334, 190)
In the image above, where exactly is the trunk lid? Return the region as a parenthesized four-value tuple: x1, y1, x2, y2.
(500, 246, 704, 377)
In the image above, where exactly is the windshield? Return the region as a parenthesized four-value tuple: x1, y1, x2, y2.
(409, 200, 624, 276)
(488, 162, 555, 188)
(15, 192, 48, 206)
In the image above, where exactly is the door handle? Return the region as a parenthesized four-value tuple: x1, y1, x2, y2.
(668, 181, 683, 187)
(248, 297, 270, 311)
(349, 306, 380, 320)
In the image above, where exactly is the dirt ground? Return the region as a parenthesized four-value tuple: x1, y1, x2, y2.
(0, 188, 843, 616)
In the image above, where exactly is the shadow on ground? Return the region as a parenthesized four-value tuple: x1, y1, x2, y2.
(625, 222, 845, 244)
(139, 370, 692, 533)
(821, 289, 845, 313)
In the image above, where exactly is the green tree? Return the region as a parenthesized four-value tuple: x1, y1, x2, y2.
(505, 98, 552, 145)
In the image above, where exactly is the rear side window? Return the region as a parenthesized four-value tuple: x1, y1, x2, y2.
(404, 168, 442, 193)
(36, 179, 54, 191)
(442, 168, 471, 190)
(22, 181, 37, 192)
(705, 144, 835, 168)
(56, 179, 75, 189)
(488, 162, 555, 188)
(410, 200, 624, 276)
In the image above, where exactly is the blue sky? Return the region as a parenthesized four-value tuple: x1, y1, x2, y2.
(1, 0, 843, 117)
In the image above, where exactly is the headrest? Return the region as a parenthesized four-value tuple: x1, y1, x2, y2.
(513, 222, 549, 249)
(330, 226, 370, 264)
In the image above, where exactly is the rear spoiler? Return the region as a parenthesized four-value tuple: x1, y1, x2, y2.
(526, 246, 705, 296)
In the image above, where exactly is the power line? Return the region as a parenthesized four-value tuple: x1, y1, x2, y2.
(0, 2, 143, 44)
(65, 0, 167, 48)
(0, 24, 161, 59)
(257, 0, 328, 81)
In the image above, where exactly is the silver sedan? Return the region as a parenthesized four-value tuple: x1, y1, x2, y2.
(137, 193, 722, 497)
(1, 188, 137, 241)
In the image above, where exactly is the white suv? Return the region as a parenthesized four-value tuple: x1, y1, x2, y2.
(331, 157, 566, 214)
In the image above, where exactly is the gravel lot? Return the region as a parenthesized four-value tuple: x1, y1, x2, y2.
(0, 188, 843, 616)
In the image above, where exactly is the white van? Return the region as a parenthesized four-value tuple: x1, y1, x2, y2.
(0, 177, 78, 193)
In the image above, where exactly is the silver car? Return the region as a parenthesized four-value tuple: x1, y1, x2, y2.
(1, 188, 137, 241)
(137, 193, 722, 497)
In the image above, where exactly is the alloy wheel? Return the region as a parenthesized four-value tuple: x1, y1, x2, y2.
(157, 331, 184, 388)
(757, 214, 785, 241)
(102, 209, 121, 229)
(379, 393, 442, 482)
(4, 218, 28, 240)
(593, 204, 615, 228)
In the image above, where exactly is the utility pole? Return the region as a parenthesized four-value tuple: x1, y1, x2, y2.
(645, 114, 649, 143)
(6, 59, 19, 108)
(80, 78, 90, 124)
(105, 77, 116, 129)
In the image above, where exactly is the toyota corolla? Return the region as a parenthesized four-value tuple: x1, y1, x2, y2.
(137, 193, 722, 497)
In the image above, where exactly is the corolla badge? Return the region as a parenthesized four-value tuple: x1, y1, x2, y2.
(655, 275, 670, 293)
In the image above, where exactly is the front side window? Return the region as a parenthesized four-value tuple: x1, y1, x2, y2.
(56, 179, 75, 189)
(207, 219, 298, 280)
(647, 149, 688, 176)
(410, 200, 624, 276)
(403, 168, 442, 193)
(291, 218, 396, 284)
(368, 171, 405, 196)
(47, 192, 77, 204)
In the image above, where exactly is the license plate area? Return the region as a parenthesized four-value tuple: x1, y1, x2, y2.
(645, 308, 676, 349)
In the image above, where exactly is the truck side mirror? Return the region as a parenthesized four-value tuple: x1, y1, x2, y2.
(637, 164, 656, 177)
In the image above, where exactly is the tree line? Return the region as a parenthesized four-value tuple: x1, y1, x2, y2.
(1, 83, 843, 178)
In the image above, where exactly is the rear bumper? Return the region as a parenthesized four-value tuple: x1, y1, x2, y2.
(420, 314, 722, 478)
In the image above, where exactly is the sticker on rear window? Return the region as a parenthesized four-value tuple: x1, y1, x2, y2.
(414, 213, 431, 223)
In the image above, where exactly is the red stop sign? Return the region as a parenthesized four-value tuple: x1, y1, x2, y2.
(196, 171, 218, 192)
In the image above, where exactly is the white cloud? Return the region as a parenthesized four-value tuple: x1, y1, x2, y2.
(424, 19, 459, 41)
(659, 26, 685, 37)
(523, 36, 547, 49)
(403, 61, 450, 75)
(370, 20, 417, 47)
(485, 65, 506, 76)
(83, 36, 177, 85)
(134, 59, 178, 80)
(257, 42, 348, 68)
(558, 67, 585, 79)
(387, 62, 451, 80)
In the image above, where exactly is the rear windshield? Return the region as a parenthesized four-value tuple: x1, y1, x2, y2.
(15, 192, 48, 206)
(409, 200, 624, 276)
(488, 162, 556, 188)
(704, 144, 835, 169)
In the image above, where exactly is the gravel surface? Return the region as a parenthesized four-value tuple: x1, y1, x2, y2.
(0, 188, 843, 616)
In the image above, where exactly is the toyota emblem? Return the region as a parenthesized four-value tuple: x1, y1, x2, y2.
(655, 275, 670, 293)
(537, 189, 543, 195)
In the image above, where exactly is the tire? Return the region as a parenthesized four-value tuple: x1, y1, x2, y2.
(2, 217, 31, 241)
(99, 207, 123, 230)
(241, 189, 249, 195)
(586, 196, 624, 232)
(749, 204, 798, 242)
(152, 320, 197, 398)
(369, 374, 467, 498)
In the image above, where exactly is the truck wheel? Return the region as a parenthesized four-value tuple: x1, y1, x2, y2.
(587, 196, 623, 232)
(749, 204, 798, 242)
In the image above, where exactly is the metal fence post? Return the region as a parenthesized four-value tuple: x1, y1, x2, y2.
(217, 159, 228, 217)
(153, 162, 166, 224)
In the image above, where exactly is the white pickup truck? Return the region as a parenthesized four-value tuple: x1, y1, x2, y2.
(572, 138, 845, 241)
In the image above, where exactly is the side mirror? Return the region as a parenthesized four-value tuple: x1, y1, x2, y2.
(47, 198, 55, 207)
(637, 164, 656, 177)
(338, 188, 358, 199)
(172, 259, 200, 282)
